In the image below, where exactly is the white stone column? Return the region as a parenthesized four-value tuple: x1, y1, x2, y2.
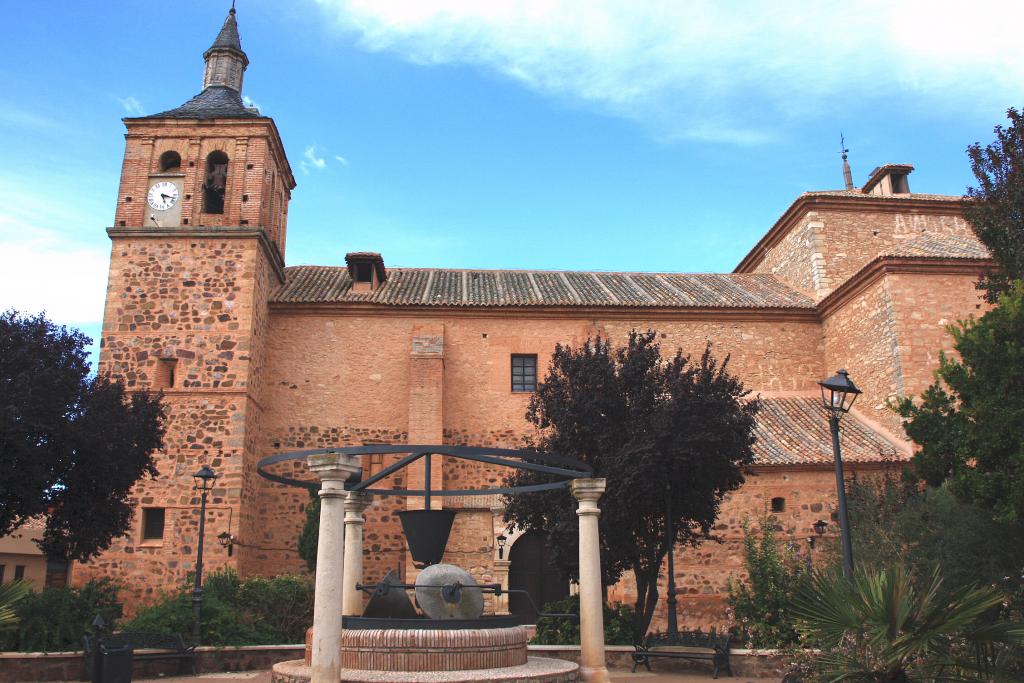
(571, 478, 610, 683)
(342, 491, 371, 616)
(308, 452, 361, 683)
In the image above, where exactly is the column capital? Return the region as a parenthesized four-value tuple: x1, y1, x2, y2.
(570, 477, 606, 503)
(307, 451, 361, 482)
(344, 491, 372, 516)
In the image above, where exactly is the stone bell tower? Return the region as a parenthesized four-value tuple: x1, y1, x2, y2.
(78, 7, 296, 605)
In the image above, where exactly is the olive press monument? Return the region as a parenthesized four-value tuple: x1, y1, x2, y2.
(258, 445, 609, 683)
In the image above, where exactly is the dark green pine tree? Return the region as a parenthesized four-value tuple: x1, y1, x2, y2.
(897, 282, 1024, 525)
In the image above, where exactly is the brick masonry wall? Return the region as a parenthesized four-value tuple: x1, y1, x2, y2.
(114, 120, 292, 255)
(822, 277, 907, 434)
(815, 207, 971, 292)
(753, 216, 822, 298)
(752, 203, 971, 300)
(823, 271, 988, 435)
(885, 272, 989, 399)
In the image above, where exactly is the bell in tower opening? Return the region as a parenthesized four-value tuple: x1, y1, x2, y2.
(204, 151, 229, 214)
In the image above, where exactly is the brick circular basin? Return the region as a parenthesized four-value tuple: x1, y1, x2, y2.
(340, 626, 527, 671)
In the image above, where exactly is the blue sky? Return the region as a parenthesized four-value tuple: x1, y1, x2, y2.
(1, 1, 1020, 364)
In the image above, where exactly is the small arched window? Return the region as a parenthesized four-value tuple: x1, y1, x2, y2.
(203, 151, 229, 214)
(159, 151, 181, 172)
(770, 497, 786, 514)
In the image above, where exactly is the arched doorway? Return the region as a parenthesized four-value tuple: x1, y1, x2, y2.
(507, 531, 569, 624)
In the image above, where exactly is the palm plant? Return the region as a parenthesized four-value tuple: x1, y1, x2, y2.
(792, 564, 1024, 682)
(0, 580, 31, 631)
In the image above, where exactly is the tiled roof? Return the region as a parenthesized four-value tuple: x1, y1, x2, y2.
(753, 397, 903, 465)
(801, 189, 962, 202)
(880, 233, 991, 260)
(142, 86, 260, 120)
(272, 267, 817, 309)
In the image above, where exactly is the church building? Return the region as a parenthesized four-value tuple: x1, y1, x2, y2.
(77, 8, 994, 628)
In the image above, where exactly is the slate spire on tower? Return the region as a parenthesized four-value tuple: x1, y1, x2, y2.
(141, 5, 259, 120)
(203, 5, 249, 92)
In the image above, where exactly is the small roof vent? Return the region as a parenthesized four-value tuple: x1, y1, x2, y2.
(862, 164, 913, 196)
(344, 252, 387, 292)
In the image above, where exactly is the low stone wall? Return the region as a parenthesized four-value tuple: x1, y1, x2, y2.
(0, 645, 304, 683)
(0, 643, 790, 682)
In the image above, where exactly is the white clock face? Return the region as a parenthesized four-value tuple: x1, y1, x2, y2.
(147, 181, 179, 211)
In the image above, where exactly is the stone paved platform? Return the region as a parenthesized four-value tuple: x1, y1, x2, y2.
(271, 656, 578, 683)
(135, 665, 778, 683)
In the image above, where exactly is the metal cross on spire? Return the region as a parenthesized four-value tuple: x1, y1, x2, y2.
(840, 132, 855, 190)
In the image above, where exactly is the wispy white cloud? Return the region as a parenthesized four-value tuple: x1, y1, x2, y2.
(117, 96, 144, 116)
(335, 155, 349, 166)
(300, 145, 328, 174)
(0, 102, 64, 130)
(0, 178, 109, 326)
(243, 95, 262, 113)
(313, 0, 1024, 144)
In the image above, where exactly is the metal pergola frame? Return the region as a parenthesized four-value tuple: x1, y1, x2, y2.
(256, 444, 591, 504)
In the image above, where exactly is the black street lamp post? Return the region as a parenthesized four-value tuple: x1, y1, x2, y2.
(817, 369, 862, 581)
(192, 465, 218, 646)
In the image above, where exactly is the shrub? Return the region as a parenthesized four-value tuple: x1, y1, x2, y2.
(726, 516, 809, 648)
(0, 580, 31, 631)
(123, 569, 313, 646)
(793, 564, 1024, 682)
(531, 594, 635, 645)
(0, 578, 123, 652)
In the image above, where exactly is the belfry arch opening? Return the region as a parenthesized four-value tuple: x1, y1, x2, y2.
(159, 151, 181, 172)
(203, 151, 229, 214)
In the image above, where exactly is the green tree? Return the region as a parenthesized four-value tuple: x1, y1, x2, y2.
(298, 491, 320, 571)
(504, 331, 758, 640)
(965, 108, 1024, 302)
(845, 473, 1024, 612)
(727, 516, 809, 648)
(0, 311, 166, 561)
(896, 283, 1024, 524)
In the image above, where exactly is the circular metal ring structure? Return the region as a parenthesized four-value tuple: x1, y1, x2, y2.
(255, 444, 591, 497)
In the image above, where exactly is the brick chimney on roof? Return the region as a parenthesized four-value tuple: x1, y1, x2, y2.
(345, 252, 386, 292)
(862, 164, 913, 196)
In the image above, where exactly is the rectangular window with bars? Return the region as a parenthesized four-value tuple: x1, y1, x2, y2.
(142, 507, 166, 542)
(511, 354, 538, 392)
(14, 566, 25, 581)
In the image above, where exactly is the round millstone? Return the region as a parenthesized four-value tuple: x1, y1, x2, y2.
(414, 563, 484, 620)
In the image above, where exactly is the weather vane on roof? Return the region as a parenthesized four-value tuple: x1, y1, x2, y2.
(839, 132, 855, 191)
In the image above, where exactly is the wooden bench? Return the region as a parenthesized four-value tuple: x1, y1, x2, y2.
(82, 632, 196, 680)
(631, 630, 733, 678)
